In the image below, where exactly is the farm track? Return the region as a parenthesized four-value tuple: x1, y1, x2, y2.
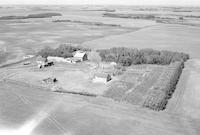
(165, 68, 189, 113)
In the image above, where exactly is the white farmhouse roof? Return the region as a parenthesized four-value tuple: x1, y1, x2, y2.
(74, 51, 86, 58)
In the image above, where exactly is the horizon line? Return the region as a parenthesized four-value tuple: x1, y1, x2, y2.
(0, 4, 200, 7)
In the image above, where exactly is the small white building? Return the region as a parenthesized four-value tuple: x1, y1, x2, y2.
(47, 56, 67, 63)
(23, 55, 34, 60)
(93, 73, 112, 84)
(73, 51, 88, 61)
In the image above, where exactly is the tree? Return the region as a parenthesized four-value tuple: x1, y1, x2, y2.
(88, 51, 101, 65)
(38, 44, 90, 58)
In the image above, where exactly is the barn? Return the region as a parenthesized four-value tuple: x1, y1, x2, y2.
(73, 51, 88, 61)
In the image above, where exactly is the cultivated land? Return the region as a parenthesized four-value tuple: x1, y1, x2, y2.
(83, 24, 200, 58)
(0, 5, 200, 135)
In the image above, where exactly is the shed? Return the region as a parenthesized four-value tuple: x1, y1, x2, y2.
(73, 51, 88, 61)
(93, 73, 112, 84)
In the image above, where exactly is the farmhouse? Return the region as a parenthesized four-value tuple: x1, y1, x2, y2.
(93, 73, 112, 84)
(73, 51, 88, 61)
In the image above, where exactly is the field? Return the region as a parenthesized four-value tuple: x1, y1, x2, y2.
(0, 79, 196, 135)
(104, 65, 164, 105)
(0, 6, 134, 65)
(0, 5, 200, 135)
(83, 24, 200, 58)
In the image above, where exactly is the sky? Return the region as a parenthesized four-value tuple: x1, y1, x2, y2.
(0, 0, 199, 6)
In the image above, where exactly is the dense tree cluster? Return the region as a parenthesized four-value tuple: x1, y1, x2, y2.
(0, 13, 62, 20)
(0, 51, 8, 64)
(38, 44, 90, 58)
(143, 61, 184, 111)
(103, 13, 156, 19)
(97, 48, 189, 66)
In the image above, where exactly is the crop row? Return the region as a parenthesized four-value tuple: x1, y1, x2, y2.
(103, 66, 164, 105)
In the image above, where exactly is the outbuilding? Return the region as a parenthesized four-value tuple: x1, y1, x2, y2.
(93, 73, 112, 84)
(47, 56, 67, 62)
(73, 51, 88, 61)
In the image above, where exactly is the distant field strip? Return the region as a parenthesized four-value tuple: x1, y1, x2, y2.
(52, 19, 122, 27)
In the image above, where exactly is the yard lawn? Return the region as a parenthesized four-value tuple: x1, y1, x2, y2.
(8, 62, 110, 96)
(55, 70, 108, 95)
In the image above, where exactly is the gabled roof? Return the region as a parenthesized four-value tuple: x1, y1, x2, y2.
(73, 51, 87, 58)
